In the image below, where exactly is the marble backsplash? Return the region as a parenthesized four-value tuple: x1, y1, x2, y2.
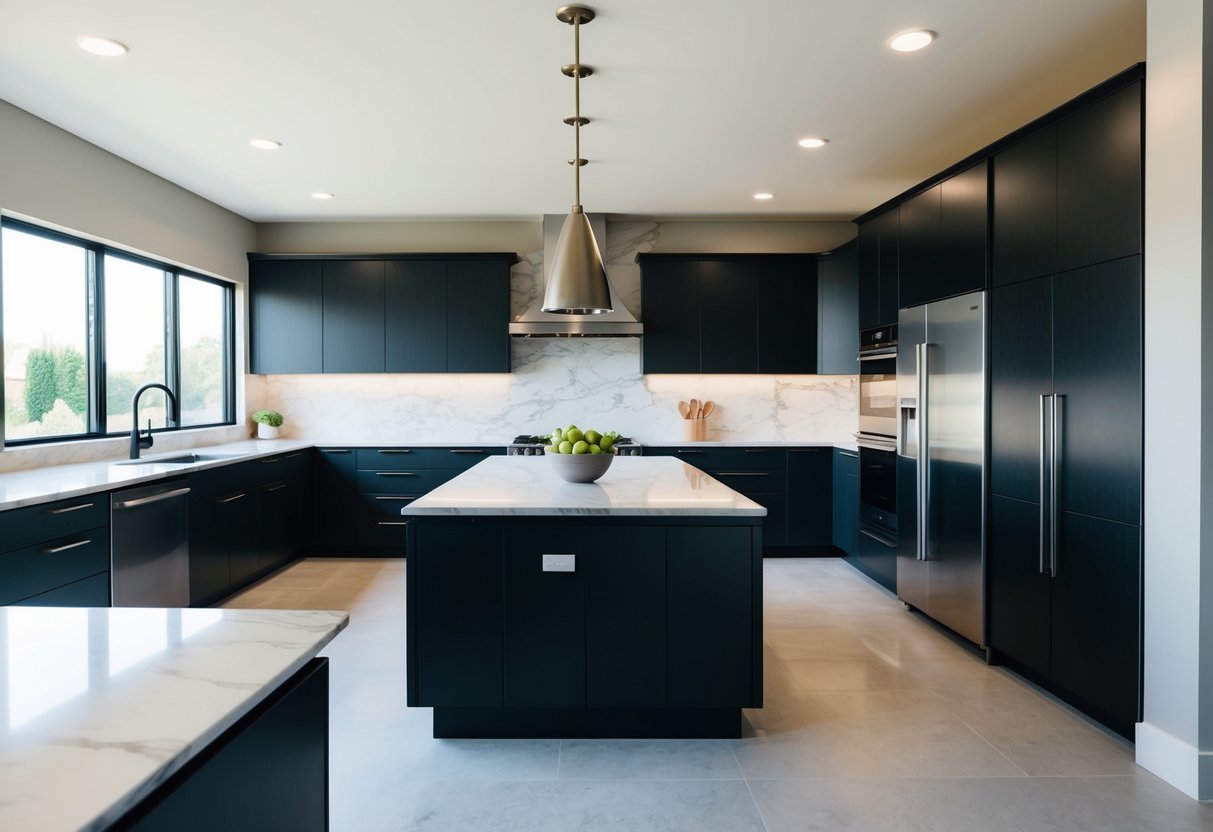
(258, 219, 857, 444)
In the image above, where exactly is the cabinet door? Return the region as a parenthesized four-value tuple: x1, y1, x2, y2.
(875, 209, 900, 325)
(1057, 81, 1143, 271)
(13, 572, 110, 607)
(322, 261, 385, 372)
(787, 447, 832, 546)
(832, 465, 859, 555)
(223, 489, 260, 586)
(987, 494, 1051, 678)
(668, 527, 753, 706)
(989, 277, 1052, 503)
(700, 260, 758, 373)
(586, 527, 667, 707)
(503, 526, 585, 707)
(1051, 511, 1141, 730)
(259, 480, 293, 571)
(250, 260, 323, 374)
(897, 184, 941, 309)
(641, 259, 701, 373)
(938, 160, 989, 296)
(857, 220, 880, 331)
(188, 501, 228, 604)
(415, 524, 504, 706)
(1052, 256, 1142, 526)
(385, 260, 446, 372)
(446, 259, 510, 372)
(816, 241, 859, 374)
(992, 126, 1057, 286)
(758, 258, 817, 373)
(312, 449, 357, 549)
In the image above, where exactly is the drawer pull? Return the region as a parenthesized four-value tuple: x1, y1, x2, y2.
(375, 471, 418, 477)
(373, 495, 412, 501)
(716, 472, 770, 477)
(319, 449, 352, 454)
(378, 449, 413, 455)
(743, 449, 770, 454)
(449, 449, 485, 455)
(377, 521, 408, 527)
(45, 502, 95, 515)
(675, 449, 704, 454)
(283, 452, 302, 459)
(216, 492, 247, 504)
(41, 538, 92, 555)
(839, 451, 858, 458)
(264, 483, 288, 492)
(113, 487, 192, 510)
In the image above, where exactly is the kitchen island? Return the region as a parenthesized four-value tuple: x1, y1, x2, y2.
(0, 607, 346, 832)
(402, 454, 765, 739)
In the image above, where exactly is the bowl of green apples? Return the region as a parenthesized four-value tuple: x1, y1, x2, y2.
(545, 425, 619, 483)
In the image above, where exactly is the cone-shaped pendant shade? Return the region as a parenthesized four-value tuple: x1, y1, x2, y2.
(543, 206, 613, 315)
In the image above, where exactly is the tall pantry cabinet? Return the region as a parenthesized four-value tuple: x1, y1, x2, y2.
(987, 76, 1143, 738)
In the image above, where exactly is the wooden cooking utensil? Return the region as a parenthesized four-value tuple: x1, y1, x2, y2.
(689, 398, 700, 420)
(678, 401, 691, 419)
(701, 400, 716, 419)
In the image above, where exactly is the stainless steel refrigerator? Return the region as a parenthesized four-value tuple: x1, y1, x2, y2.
(896, 291, 986, 646)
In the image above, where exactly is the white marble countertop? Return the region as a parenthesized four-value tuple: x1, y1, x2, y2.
(0, 439, 313, 512)
(401, 455, 766, 517)
(644, 440, 859, 451)
(0, 607, 347, 832)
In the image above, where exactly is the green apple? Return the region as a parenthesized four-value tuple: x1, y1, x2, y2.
(584, 429, 602, 445)
(589, 444, 602, 454)
(565, 428, 584, 444)
(558, 440, 573, 454)
(552, 427, 563, 441)
(599, 436, 614, 452)
(572, 440, 589, 454)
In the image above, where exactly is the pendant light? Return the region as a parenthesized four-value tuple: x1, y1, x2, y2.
(543, 5, 613, 315)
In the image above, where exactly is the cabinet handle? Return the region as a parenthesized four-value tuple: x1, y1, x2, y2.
(789, 448, 823, 454)
(216, 491, 247, 504)
(716, 472, 770, 477)
(375, 471, 418, 477)
(1039, 394, 1050, 576)
(378, 449, 413, 455)
(373, 495, 413, 501)
(45, 502, 95, 515)
(41, 538, 92, 554)
(675, 449, 704, 454)
(113, 487, 192, 510)
(258, 457, 278, 464)
(377, 521, 408, 527)
(743, 449, 770, 454)
(838, 451, 858, 459)
(449, 449, 485, 455)
(283, 452, 302, 459)
(319, 449, 351, 454)
(1050, 394, 1063, 578)
(858, 527, 897, 548)
(265, 483, 288, 492)
(917, 342, 930, 562)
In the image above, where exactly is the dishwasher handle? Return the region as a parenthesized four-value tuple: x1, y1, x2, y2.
(112, 486, 192, 510)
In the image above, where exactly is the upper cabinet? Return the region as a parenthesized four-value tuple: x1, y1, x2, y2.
(898, 161, 988, 309)
(816, 240, 859, 375)
(639, 254, 820, 374)
(249, 253, 516, 374)
(857, 209, 898, 329)
(993, 80, 1142, 286)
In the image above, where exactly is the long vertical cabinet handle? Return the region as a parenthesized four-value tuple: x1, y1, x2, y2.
(917, 342, 930, 562)
(1050, 394, 1063, 578)
(1039, 394, 1051, 575)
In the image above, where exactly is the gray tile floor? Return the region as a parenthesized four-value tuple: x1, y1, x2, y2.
(225, 557, 1213, 831)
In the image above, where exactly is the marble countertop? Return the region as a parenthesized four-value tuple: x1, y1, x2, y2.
(644, 440, 859, 451)
(0, 607, 347, 832)
(0, 439, 314, 512)
(401, 455, 767, 517)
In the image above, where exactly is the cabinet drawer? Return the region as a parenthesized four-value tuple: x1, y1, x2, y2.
(412, 447, 503, 471)
(833, 447, 859, 477)
(357, 469, 455, 496)
(0, 496, 109, 554)
(357, 507, 410, 550)
(359, 493, 415, 522)
(188, 461, 256, 505)
(662, 447, 787, 470)
(12, 571, 110, 607)
(356, 448, 426, 470)
(709, 469, 787, 496)
(0, 531, 110, 606)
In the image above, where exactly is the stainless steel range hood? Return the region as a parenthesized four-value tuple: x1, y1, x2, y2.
(509, 214, 643, 337)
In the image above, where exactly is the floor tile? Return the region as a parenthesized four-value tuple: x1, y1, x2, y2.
(557, 739, 742, 780)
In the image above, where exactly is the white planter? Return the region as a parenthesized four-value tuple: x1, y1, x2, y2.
(257, 423, 281, 440)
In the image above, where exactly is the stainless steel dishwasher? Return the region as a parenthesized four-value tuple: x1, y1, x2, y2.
(110, 479, 191, 607)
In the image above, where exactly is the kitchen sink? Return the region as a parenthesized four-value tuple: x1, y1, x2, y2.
(115, 452, 244, 466)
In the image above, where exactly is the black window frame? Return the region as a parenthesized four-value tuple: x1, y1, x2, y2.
(0, 216, 237, 447)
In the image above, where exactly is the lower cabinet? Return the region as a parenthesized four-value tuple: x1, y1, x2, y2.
(12, 571, 110, 607)
(831, 448, 859, 555)
(0, 495, 111, 607)
(787, 447, 833, 547)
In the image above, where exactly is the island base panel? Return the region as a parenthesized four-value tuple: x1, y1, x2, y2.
(432, 706, 741, 739)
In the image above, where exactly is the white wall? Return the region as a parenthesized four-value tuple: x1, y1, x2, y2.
(1136, 0, 1213, 800)
(0, 100, 258, 472)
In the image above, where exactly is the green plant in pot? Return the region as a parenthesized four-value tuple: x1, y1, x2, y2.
(251, 409, 284, 440)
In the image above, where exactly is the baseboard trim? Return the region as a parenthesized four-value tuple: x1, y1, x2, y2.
(1135, 721, 1213, 799)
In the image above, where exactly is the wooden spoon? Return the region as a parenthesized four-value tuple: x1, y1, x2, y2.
(701, 400, 716, 419)
(689, 398, 700, 420)
(678, 401, 691, 419)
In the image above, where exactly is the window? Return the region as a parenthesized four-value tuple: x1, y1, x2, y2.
(0, 218, 235, 445)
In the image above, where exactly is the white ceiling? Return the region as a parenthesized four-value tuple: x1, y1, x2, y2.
(0, 0, 1144, 222)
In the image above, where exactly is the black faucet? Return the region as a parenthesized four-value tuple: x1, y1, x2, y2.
(130, 382, 180, 460)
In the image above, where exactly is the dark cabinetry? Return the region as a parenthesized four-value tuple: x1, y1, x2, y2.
(899, 162, 988, 308)
(0, 495, 110, 607)
(831, 448, 859, 556)
(640, 255, 819, 374)
(858, 209, 899, 329)
(249, 254, 515, 375)
(786, 447, 833, 548)
(816, 240, 859, 374)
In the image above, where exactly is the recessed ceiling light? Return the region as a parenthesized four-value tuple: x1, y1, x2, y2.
(250, 138, 282, 150)
(311, 192, 334, 200)
(798, 137, 829, 149)
(76, 35, 128, 57)
(889, 30, 936, 52)
(753, 192, 775, 201)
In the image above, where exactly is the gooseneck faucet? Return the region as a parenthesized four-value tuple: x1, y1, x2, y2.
(130, 383, 180, 460)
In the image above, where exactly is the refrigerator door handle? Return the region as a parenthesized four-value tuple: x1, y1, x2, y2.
(917, 342, 930, 562)
(1050, 394, 1063, 578)
(1039, 394, 1050, 575)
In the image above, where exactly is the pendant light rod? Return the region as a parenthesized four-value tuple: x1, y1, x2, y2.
(574, 13, 581, 206)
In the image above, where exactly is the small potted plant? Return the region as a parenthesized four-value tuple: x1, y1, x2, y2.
(251, 409, 284, 439)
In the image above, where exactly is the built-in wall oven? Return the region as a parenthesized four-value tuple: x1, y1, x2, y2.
(853, 326, 899, 587)
(857, 325, 898, 441)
